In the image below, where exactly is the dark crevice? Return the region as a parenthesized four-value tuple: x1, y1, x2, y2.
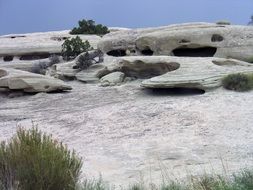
(107, 49, 126, 57)
(9, 35, 26, 39)
(144, 87, 205, 96)
(172, 46, 217, 57)
(19, 53, 51, 60)
(141, 48, 154, 56)
(3, 56, 14, 62)
(179, 39, 191, 44)
(211, 34, 224, 42)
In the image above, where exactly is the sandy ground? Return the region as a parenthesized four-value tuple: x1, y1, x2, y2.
(0, 81, 253, 187)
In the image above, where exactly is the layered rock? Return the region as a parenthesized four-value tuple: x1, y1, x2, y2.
(0, 31, 101, 64)
(0, 68, 72, 93)
(98, 22, 253, 62)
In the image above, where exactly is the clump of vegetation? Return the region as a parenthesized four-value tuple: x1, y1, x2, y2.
(62, 36, 93, 60)
(0, 127, 82, 190)
(49, 54, 61, 66)
(70, 19, 109, 35)
(30, 61, 47, 74)
(74, 50, 104, 70)
(216, 20, 231, 25)
(222, 73, 253, 92)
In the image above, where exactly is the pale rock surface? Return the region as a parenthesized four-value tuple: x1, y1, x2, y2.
(98, 22, 253, 62)
(100, 71, 125, 86)
(77, 56, 253, 90)
(0, 82, 253, 187)
(0, 30, 100, 56)
(0, 67, 72, 92)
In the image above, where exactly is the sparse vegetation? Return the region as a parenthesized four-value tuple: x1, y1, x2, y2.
(62, 36, 93, 60)
(74, 50, 104, 70)
(49, 54, 61, 66)
(222, 73, 253, 92)
(216, 20, 231, 25)
(0, 127, 82, 190)
(30, 61, 47, 74)
(1, 127, 253, 190)
(70, 19, 109, 35)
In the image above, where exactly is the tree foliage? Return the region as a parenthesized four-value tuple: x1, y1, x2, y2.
(62, 36, 92, 60)
(70, 19, 109, 35)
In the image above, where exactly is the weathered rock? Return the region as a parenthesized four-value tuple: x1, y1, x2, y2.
(76, 64, 106, 83)
(139, 56, 253, 90)
(0, 68, 72, 93)
(98, 22, 253, 62)
(0, 31, 101, 64)
(100, 72, 125, 86)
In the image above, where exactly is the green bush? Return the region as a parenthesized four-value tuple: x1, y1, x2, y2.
(62, 36, 92, 60)
(216, 20, 231, 25)
(222, 73, 253, 92)
(70, 19, 109, 35)
(0, 127, 82, 190)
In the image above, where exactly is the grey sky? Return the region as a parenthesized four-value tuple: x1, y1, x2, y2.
(0, 0, 252, 35)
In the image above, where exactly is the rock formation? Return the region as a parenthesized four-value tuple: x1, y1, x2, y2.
(98, 22, 253, 62)
(0, 67, 72, 93)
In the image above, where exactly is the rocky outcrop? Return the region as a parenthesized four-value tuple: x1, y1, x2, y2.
(0, 31, 101, 64)
(98, 22, 253, 62)
(0, 68, 72, 93)
(100, 72, 125, 86)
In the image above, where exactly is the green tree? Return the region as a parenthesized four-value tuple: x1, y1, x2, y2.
(70, 19, 109, 35)
(61, 36, 92, 60)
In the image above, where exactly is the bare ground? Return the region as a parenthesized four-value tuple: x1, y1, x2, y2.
(0, 81, 253, 187)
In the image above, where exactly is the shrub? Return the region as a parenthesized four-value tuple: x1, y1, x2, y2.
(222, 73, 253, 92)
(49, 54, 61, 66)
(74, 50, 104, 70)
(62, 36, 92, 60)
(30, 61, 47, 74)
(70, 19, 109, 35)
(0, 127, 82, 190)
(216, 20, 231, 25)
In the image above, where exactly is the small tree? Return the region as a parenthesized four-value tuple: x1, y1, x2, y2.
(62, 36, 92, 60)
(70, 19, 109, 35)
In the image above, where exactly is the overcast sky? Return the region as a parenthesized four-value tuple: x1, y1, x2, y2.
(0, 0, 252, 35)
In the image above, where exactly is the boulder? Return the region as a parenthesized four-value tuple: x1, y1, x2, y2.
(0, 67, 72, 93)
(98, 22, 253, 62)
(100, 72, 125, 86)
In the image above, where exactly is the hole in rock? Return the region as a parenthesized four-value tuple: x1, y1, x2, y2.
(172, 46, 217, 57)
(179, 39, 191, 44)
(141, 48, 154, 56)
(121, 61, 180, 79)
(211, 34, 224, 42)
(9, 35, 26, 39)
(144, 87, 205, 96)
(3, 56, 14, 62)
(107, 49, 126, 57)
(19, 53, 51, 61)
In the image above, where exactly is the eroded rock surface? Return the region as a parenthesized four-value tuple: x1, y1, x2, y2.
(0, 67, 72, 93)
(98, 22, 253, 62)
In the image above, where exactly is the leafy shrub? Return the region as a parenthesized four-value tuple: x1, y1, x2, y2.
(74, 50, 104, 70)
(222, 73, 253, 92)
(0, 127, 82, 190)
(30, 61, 47, 74)
(216, 20, 231, 25)
(62, 36, 92, 60)
(70, 19, 109, 35)
(49, 54, 61, 66)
